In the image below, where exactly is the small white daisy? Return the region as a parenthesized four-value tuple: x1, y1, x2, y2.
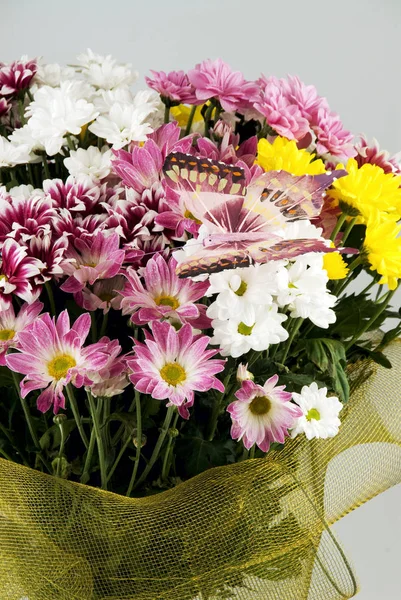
(291, 382, 342, 440)
(210, 303, 288, 358)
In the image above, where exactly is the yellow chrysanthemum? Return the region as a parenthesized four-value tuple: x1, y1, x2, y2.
(323, 252, 349, 280)
(364, 211, 401, 290)
(170, 104, 203, 129)
(330, 158, 401, 222)
(256, 136, 326, 176)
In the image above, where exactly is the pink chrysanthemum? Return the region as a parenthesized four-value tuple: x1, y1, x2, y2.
(0, 301, 43, 365)
(145, 70, 197, 104)
(0, 238, 43, 309)
(255, 76, 310, 142)
(188, 58, 259, 113)
(76, 275, 124, 313)
(128, 321, 225, 418)
(6, 310, 110, 413)
(227, 376, 302, 452)
(312, 107, 356, 159)
(60, 230, 125, 293)
(354, 135, 401, 174)
(0, 57, 37, 96)
(87, 338, 129, 398)
(120, 254, 211, 328)
(112, 123, 192, 193)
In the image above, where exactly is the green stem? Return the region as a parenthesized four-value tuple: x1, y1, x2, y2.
(11, 370, 40, 448)
(133, 404, 174, 491)
(207, 374, 234, 442)
(340, 216, 357, 245)
(344, 289, 396, 351)
(66, 134, 76, 151)
(27, 163, 35, 187)
(330, 213, 347, 242)
(27, 89, 34, 102)
(55, 419, 66, 477)
(80, 426, 96, 484)
(17, 100, 26, 126)
(164, 104, 170, 124)
(0, 448, 12, 461)
(126, 390, 143, 496)
(66, 384, 88, 449)
(107, 433, 132, 484)
(11, 371, 51, 472)
(249, 445, 256, 459)
(203, 102, 215, 137)
(161, 411, 180, 481)
(99, 312, 109, 339)
(280, 317, 303, 365)
(45, 281, 56, 315)
(87, 391, 107, 490)
(375, 284, 383, 302)
(184, 105, 197, 136)
(42, 154, 50, 180)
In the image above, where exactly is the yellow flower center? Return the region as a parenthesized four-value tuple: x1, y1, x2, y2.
(238, 322, 254, 335)
(249, 395, 272, 416)
(155, 295, 179, 310)
(0, 329, 15, 341)
(234, 280, 247, 296)
(306, 408, 321, 421)
(47, 354, 77, 380)
(184, 209, 202, 224)
(0, 274, 8, 282)
(98, 292, 114, 302)
(160, 362, 186, 386)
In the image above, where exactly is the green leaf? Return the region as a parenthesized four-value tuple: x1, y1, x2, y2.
(176, 435, 236, 478)
(329, 293, 398, 339)
(301, 339, 349, 402)
(39, 419, 76, 451)
(353, 345, 392, 369)
(0, 366, 15, 388)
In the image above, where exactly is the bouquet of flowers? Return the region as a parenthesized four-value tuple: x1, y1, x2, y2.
(0, 51, 400, 600)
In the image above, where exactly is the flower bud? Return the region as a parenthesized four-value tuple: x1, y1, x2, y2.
(236, 363, 254, 383)
(53, 414, 67, 425)
(133, 433, 147, 448)
(168, 428, 179, 438)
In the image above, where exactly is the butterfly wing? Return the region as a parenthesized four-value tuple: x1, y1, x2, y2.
(249, 238, 359, 263)
(163, 152, 247, 224)
(244, 169, 348, 226)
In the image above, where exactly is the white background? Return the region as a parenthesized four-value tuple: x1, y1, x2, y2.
(1, 1, 401, 597)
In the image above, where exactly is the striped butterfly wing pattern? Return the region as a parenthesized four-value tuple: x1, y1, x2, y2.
(163, 152, 353, 278)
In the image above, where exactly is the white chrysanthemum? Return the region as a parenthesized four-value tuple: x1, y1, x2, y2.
(210, 304, 288, 358)
(9, 124, 44, 161)
(64, 146, 112, 180)
(0, 136, 31, 167)
(92, 87, 134, 114)
(277, 258, 336, 328)
(8, 183, 44, 199)
(206, 263, 285, 320)
(89, 101, 154, 149)
(76, 48, 138, 90)
(291, 382, 342, 439)
(25, 82, 98, 155)
(34, 63, 75, 88)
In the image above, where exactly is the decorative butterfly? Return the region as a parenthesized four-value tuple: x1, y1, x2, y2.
(163, 152, 357, 278)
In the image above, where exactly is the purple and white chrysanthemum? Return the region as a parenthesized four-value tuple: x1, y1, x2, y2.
(227, 376, 302, 451)
(6, 310, 110, 413)
(145, 70, 197, 105)
(0, 57, 38, 96)
(0, 301, 43, 365)
(0, 238, 44, 309)
(127, 321, 225, 418)
(120, 254, 211, 328)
